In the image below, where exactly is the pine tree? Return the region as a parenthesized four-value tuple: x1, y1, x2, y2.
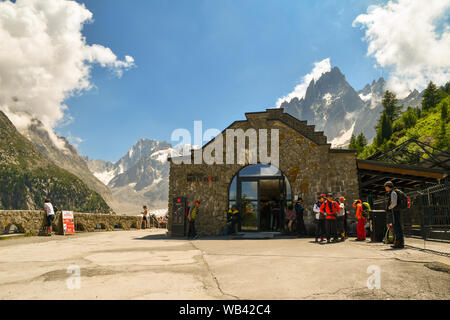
(422, 81, 441, 111)
(349, 134, 357, 150)
(356, 133, 367, 152)
(401, 107, 418, 129)
(380, 111, 393, 143)
(443, 82, 450, 95)
(382, 90, 402, 122)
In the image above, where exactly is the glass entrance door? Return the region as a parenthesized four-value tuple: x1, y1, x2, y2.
(240, 180, 259, 231)
(229, 164, 293, 232)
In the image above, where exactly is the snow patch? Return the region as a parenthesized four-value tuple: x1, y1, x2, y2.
(359, 93, 372, 102)
(345, 111, 358, 121)
(323, 93, 333, 106)
(151, 149, 172, 163)
(93, 170, 116, 185)
(330, 122, 356, 148)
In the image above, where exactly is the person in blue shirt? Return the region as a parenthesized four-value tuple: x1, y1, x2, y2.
(295, 197, 306, 237)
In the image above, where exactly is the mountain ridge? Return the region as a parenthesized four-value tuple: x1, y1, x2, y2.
(0, 111, 111, 212)
(281, 66, 424, 147)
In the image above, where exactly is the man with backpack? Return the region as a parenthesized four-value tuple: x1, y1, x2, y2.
(384, 181, 405, 249)
(320, 193, 341, 243)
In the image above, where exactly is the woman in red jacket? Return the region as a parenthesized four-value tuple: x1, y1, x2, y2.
(353, 200, 366, 241)
(320, 193, 341, 243)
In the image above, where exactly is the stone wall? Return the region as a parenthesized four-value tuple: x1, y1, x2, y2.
(168, 109, 360, 236)
(0, 210, 143, 236)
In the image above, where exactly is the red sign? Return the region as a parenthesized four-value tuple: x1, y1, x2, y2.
(62, 211, 75, 235)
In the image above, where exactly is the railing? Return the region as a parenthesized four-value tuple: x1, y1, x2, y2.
(372, 183, 450, 240)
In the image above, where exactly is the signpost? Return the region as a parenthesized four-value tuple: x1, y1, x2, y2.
(171, 197, 187, 236)
(62, 211, 75, 235)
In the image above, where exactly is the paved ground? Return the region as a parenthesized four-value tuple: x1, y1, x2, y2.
(0, 229, 449, 300)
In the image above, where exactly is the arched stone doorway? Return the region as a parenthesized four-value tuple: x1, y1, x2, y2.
(228, 163, 292, 232)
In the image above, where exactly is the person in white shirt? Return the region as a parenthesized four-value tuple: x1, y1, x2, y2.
(336, 196, 346, 241)
(313, 194, 326, 242)
(43, 198, 55, 236)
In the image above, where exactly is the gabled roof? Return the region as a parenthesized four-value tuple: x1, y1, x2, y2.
(168, 108, 355, 161)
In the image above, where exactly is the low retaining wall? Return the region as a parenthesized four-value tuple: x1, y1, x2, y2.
(0, 210, 143, 236)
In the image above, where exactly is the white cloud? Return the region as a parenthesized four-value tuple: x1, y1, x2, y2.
(354, 0, 450, 97)
(276, 58, 331, 107)
(0, 0, 135, 148)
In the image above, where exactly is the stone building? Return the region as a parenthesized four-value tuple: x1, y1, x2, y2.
(167, 108, 359, 236)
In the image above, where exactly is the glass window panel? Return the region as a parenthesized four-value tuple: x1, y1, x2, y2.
(241, 181, 258, 200)
(239, 164, 281, 177)
(229, 176, 237, 200)
(241, 200, 258, 231)
(285, 176, 292, 200)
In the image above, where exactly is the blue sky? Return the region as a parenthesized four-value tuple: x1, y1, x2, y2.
(62, 0, 388, 162)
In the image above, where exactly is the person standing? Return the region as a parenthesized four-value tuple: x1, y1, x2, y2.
(285, 204, 296, 235)
(313, 194, 326, 242)
(295, 197, 306, 237)
(320, 193, 341, 243)
(187, 200, 200, 240)
(271, 201, 281, 231)
(43, 198, 55, 236)
(228, 205, 240, 234)
(141, 205, 148, 229)
(337, 196, 346, 241)
(384, 181, 404, 248)
(353, 200, 366, 241)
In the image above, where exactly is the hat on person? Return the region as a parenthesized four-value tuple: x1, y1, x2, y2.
(320, 194, 327, 198)
(327, 193, 333, 197)
(384, 181, 394, 188)
(339, 196, 346, 202)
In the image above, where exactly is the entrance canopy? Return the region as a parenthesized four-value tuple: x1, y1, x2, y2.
(357, 159, 448, 198)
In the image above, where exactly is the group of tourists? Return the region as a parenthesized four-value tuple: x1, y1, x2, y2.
(313, 193, 347, 243)
(178, 180, 407, 250)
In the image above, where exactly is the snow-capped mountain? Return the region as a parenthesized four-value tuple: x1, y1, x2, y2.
(86, 139, 181, 213)
(281, 67, 424, 147)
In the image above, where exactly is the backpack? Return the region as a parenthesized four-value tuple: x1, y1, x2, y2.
(362, 202, 371, 218)
(394, 189, 410, 209)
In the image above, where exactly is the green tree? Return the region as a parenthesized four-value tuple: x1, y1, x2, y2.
(443, 82, 450, 95)
(422, 81, 441, 111)
(356, 133, 368, 152)
(436, 102, 449, 150)
(376, 111, 393, 145)
(441, 101, 448, 122)
(349, 134, 357, 150)
(382, 90, 402, 122)
(401, 107, 418, 129)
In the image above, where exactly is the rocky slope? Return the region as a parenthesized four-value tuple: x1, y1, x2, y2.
(21, 119, 115, 209)
(0, 111, 111, 212)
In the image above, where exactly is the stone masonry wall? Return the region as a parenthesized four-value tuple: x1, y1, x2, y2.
(0, 210, 143, 236)
(168, 109, 360, 236)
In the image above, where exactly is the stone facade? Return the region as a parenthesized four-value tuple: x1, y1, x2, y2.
(168, 108, 360, 236)
(0, 210, 143, 236)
